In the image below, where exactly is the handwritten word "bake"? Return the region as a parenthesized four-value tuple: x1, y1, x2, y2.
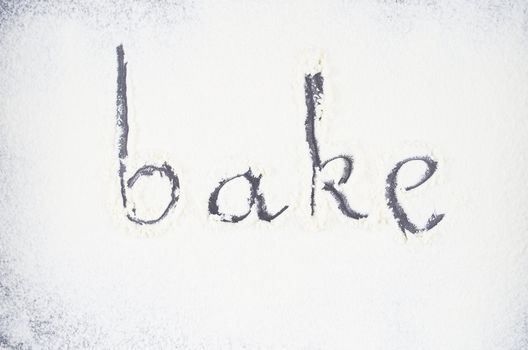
(115, 45, 444, 235)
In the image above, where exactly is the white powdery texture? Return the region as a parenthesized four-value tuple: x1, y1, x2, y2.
(0, 0, 528, 349)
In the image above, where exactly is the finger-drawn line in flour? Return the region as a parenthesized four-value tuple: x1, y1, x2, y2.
(304, 72, 368, 220)
(208, 169, 289, 223)
(385, 156, 445, 235)
(116, 44, 180, 225)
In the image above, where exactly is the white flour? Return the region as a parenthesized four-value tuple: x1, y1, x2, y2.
(0, 1, 527, 349)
